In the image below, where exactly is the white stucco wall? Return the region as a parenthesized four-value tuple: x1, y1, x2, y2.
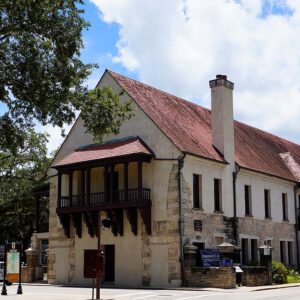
(183, 154, 233, 217)
(236, 169, 296, 223)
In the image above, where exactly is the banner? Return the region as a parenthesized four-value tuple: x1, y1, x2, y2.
(7, 250, 20, 282)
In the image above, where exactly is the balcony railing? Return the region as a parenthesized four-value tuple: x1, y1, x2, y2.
(59, 188, 151, 208)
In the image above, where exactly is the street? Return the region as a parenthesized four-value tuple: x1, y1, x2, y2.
(1, 284, 300, 300)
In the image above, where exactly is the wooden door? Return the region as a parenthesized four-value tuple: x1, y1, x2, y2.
(104, 245, 115, 282)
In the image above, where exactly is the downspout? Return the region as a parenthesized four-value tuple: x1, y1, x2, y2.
(178, 153, 186, 287)
(293, 184, 300, 270)
(232, 164, 240, 246)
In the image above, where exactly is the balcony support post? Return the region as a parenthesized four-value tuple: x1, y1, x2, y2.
(57, 172, 62, 208)
(81, 169, 85, 206)
(87, 168, 91, 205)
(69, 171, 73, 207)
(124, 163, 128, 202)
(110, 165, 115, 202)
(138, 161, 143, 201)
(104, 165, 109, 203)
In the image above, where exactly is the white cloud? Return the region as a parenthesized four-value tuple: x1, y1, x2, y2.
(91, 0, 300, 144)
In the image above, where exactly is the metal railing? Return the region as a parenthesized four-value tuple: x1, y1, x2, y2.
(60, 188, 150, 208)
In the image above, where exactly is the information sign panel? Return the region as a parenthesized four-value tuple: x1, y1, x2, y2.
(200, 249, 220, 267)
(7, 249, 20, 282)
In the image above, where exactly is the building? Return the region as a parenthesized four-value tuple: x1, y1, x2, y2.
(47, 70, 300, 287)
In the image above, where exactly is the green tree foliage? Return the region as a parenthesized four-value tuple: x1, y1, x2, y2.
(0, 0, 132, 153)
(0, 129, 50, 246)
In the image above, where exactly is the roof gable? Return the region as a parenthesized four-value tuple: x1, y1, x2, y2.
(108, 70, 300, 182)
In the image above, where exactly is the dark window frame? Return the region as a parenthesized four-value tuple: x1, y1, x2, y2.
(214, 178, 222, 212)
(280, 241, 285, 264)
(288, 241, 293, 265)
(244, 185, 252, 216)
(250, 239, 258, 263)
(264, 189, 271, 218)
(282, 193, 288, 221)
(193, 174, 202, 209)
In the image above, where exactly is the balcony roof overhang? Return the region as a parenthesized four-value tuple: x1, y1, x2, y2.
(51, 136, 154, 172)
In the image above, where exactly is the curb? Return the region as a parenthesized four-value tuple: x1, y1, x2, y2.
(253, 283, 300, 292)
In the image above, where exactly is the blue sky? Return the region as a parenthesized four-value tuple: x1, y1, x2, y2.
(80, 1, 138, 86)
(2, 0, 300, 152)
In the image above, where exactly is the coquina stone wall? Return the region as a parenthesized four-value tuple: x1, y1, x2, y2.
(238, 217, 296, 264)
(47, 176, 75, 284)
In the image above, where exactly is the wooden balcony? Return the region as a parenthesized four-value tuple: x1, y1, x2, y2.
(53, 140, 154, 239)
(58, 188, 151, 212)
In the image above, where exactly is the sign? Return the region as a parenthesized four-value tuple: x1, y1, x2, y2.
(7, 249, 20, 282)
(235, 266, 243, 273)
(264, 247, 271, 256)
(200, 249, 220, 267)
(84, 249, 103, 279)
(194, 220, 202, 231)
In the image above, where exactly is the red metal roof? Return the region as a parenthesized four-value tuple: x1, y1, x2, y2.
(108, 70, 300, 182)
(53, 137, 153, 168)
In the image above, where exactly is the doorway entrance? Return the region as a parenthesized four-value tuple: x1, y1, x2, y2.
(104, 245, 115, 281)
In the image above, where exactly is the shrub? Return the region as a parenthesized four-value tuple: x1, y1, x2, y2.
(287, 269, 300, 283)
(272, 260, 288, 284)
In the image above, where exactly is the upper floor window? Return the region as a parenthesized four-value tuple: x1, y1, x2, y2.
(193, 174, 202, 209)
(282, 193, 288, 221)
(264, 189, 271, 218)
(214, 178, 222, 212)
(244, 185, 252, 216)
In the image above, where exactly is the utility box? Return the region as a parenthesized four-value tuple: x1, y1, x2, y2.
(84, 249, 103, 279)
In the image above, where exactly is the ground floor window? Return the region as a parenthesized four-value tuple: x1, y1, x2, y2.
(241, 237, 258, 265)
(214, 236, 224, 247)
(193, 242, 205, 267)
(288, 241, 293, 265)
(40, 239, 48, 266)
(280, 240, 293, 265)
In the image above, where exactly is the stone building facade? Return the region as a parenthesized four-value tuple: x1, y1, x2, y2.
(46, 70, 300, 287)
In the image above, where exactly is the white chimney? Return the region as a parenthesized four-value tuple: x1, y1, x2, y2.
(209, 75, 235, 164)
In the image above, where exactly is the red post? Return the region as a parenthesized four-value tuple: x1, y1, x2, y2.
(96, 214, 101, 300)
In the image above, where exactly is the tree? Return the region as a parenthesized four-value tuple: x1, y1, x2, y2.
(0, 129, 50, 246)
(0, 0, 132, 154)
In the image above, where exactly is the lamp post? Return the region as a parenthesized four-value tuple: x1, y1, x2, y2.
(95, 216, 111, 300)
(1, 241, 7, 296)
(17, 242, 23, 294)
(96, 215, 101, 300)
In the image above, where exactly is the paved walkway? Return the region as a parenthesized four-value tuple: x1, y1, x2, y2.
(1, 282, 300, 300)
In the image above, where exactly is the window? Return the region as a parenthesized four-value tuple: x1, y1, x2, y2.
(288, 242, 293, 265)
(40, 239, 48, 266)
(264, 189, 271, 218)
(265, 239, 272, 247)
(241, 238, 249, 265)
(244, 185, 252, 216)
(250, 239, 258, 263)
(280, 241, 285, 263)
(193, 174, 202, 209)
(193, 242, 205, 267)
(282, 193, 288, 221)
(215, 236, 224, 247)
(214, 178, 222, 212)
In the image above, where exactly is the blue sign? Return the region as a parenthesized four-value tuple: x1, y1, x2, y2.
(200, 249, 220, 267)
